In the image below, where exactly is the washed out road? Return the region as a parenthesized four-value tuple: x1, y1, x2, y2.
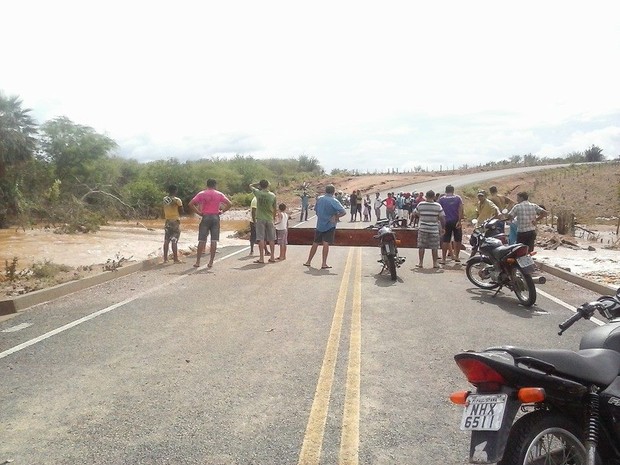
(0, 164, 601, 464)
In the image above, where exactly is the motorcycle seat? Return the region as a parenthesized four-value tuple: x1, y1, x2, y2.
(489, 244, 521, 260)
(501, 346, 620, 387)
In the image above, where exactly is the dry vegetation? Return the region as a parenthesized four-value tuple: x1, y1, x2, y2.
(457, 163, 620, 224)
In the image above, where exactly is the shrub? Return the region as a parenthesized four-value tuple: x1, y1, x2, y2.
(231, 192, 253, 207)
(31, 260, 73, 279)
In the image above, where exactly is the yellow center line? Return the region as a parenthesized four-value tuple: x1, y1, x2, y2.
(340, 248, 362, 464)
(298, 249, 354, 465)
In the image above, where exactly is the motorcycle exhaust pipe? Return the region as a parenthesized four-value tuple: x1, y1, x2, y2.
(533, 276, 546, 284)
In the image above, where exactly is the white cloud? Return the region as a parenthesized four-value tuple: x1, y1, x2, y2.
(2, 0, 620, 172)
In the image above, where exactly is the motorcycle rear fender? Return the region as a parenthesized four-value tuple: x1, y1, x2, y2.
(465, 255, 493, 266)
(468, 391, 520, 464)
(455, 351, 588, 399)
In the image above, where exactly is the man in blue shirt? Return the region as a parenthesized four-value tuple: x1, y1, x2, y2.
(299, 189, 310, 222)
(303, 185, 346, 270)
(437, 184, 464, 263)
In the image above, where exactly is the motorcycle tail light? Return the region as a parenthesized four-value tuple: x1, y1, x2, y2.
(518, 387, 545, 403)
(505, 258, 516, 264)
(514, 246, 529, 257)
(456, 358, 506, 386)
(449, 390, 470, 405)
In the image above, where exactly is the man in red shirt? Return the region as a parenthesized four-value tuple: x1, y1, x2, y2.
(189, 179, 232, 269)
(381, 193, 397, 221)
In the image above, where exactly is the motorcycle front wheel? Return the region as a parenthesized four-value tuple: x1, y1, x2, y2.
(511, 266, 536, 307)
(499, 412, 588, 465)
(465, 256, 499, 289)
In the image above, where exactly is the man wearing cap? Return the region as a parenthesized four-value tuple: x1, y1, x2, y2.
(475, 190, 501, 223)
(488, 185, 515, 232)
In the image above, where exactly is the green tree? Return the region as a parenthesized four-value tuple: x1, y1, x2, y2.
(0, 93, 39, 227)
(584, 145, 604, 162)
(565, 151, 585, 163)
(123, 178, 163, 217)
(297, 154, 323, 174)
(523, 153, 539, 165)
(40, 116, 117, 192)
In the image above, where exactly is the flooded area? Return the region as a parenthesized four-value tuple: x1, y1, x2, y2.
(0, 217, 249, 270)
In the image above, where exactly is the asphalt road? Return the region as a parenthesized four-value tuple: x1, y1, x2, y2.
(0, 226, 604, 464)
(1, 164, 605, 464)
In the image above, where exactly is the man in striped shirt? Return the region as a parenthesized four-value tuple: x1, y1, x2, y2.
(413, 190, 446, 269)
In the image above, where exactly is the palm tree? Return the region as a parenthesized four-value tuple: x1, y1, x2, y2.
(0, 93, 38, 177)
(0, 93, 38, 227)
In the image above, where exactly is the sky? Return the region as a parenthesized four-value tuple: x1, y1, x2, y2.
(3, 1, 620, 173)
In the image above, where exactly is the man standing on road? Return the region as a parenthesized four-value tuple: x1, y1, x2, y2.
(381, 192, 396, 221)
(189, 179, 232, 269)
(506, 192, 547, 253)
(299, 189, 310, 222)
(162, 184, 184, 264)
(373, 192, 383, 221)
(413, 190, 445, 269)
(303, 185, 346, 270)
(438, 185, 464, 264)
(248, 195, 257, 256)
(250, 180, 277, 264)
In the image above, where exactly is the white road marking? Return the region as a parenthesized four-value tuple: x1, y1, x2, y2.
(1, 322, 32, 333)
(538, 289, 604, 326)
(0, 248, 247, 360)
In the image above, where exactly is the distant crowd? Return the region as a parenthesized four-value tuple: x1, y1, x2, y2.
(159, 178, 547, 272)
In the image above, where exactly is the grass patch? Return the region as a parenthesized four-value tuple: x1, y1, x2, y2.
(31, 260, 73, 279)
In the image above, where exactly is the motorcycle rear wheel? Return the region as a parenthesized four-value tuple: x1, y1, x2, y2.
(387, 255, 397, 280)
(511, 266, 536, 307)
(499, 412, 589, 465)
(465, 256, 499, 289)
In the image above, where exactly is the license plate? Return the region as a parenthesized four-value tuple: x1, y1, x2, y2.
(460, 394, 507, 431)
(516, 255, 535, 271)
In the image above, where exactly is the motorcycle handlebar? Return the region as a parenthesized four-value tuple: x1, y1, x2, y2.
(558, 311, 583, 335)
(558, 302, 603, 335)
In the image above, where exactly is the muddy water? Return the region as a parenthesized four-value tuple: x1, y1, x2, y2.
(0, 218, 249, 270)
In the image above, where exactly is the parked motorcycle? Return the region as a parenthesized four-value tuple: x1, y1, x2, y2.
(450, 289, 620, 464)
(469, 217, 508, 257)
(466, 218, 540, 307)
(367, 219, 406, 281)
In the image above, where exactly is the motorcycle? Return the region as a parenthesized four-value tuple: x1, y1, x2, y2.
(466, 218, 541, 307)
(469, 217, 508, 257)
(450, 288, 620, 464)
(366, 219, 406, 281)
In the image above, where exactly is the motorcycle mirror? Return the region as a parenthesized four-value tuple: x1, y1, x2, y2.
(471, 219, 478, 225)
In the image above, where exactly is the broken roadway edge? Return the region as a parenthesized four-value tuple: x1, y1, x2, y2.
(0, 257, 162, 316)
(0, 252, 617, 318)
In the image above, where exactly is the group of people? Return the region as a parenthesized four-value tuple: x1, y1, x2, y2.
(161, 179, 289, 270)
(162, 179, 548, 274)
(161, 179, 234, 269)
(411, 184, 548, 269)
(338, 190, 435, 225)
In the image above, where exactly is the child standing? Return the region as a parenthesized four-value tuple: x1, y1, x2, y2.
(363, 194, 372, 222)
(274, 203, 288, 260)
